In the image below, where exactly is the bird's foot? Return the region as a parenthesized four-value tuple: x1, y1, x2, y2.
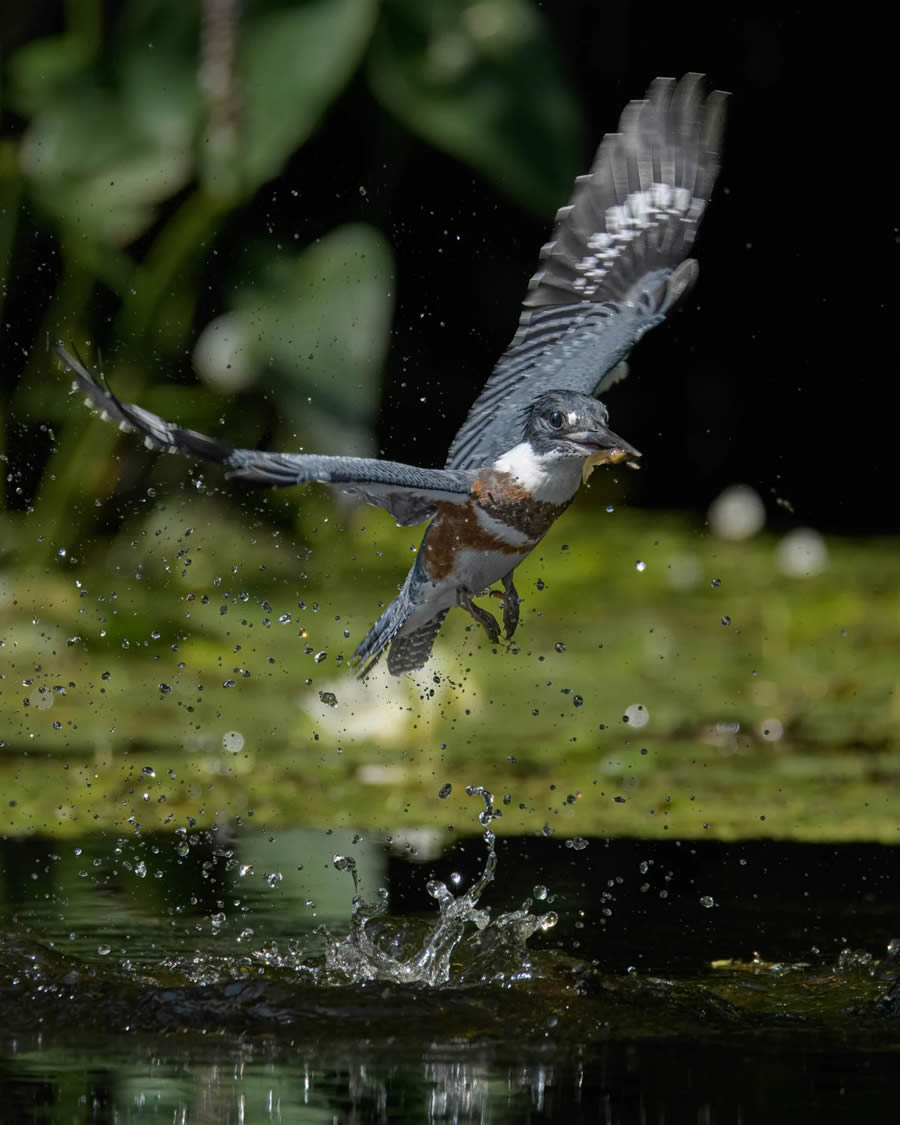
(457, 590, 501, 645)
(500, 574, 520, 640)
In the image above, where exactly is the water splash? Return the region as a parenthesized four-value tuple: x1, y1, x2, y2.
(324, 786, 557, 986)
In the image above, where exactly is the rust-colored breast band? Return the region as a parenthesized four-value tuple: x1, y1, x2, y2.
(472, 470, 569, 540)
(423, 501, 523, 581)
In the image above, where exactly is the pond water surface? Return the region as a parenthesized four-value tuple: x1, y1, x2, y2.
(2, 821, 900, 1122)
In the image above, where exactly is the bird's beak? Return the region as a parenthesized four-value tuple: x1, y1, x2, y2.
(572, 425, 642, 481)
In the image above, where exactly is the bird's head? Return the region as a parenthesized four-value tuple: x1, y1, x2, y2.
(523, 390, 641, 469)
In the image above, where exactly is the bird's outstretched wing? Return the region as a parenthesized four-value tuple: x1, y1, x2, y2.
(446, 73, 727, 471)
(56, 345, 477, 527)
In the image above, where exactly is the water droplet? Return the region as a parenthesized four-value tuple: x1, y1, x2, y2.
(318, 690, 338, 707)
(573, 695, 584, 708)
(97, 945, 111, 956)
(623, 703, 649, 728)
(142, 766, 155, 777)
(635, 560, 646, 572)
(426, 879, 451, 904)
(721, 616, 731, 626)
(265, 872, 283, 888)
(711, 577, 721, 587)
(700, 895, 715, 909)
(314, 651, 327, 664)
(438, 783, 452, 799)
(554, 642, 567, 653)
(134, 861, 147, 879)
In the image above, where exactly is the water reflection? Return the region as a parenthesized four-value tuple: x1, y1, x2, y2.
(5, 1036, 900, 1123)
(3, 830, 900, 1121)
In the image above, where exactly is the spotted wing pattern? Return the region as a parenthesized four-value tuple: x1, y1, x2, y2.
(386, 610, 450, 677)
(446, 74, 726, 471)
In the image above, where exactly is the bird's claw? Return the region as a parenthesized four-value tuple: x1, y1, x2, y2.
(500, 574, 520, 641)
(457, 590, 501, 645)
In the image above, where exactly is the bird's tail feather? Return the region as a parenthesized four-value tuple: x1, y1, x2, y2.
(352, 588, 414, 679)
(353, 581, 449, 680)
(386, 610, 448, 677)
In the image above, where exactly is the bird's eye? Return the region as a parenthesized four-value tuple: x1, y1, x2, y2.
(548, 411, 564, 429)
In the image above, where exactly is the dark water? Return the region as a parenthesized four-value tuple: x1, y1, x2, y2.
(2, 828, 900, 1123)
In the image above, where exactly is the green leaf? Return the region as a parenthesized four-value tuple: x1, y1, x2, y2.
(5, 34, 93, 116)
(11, 4, 201, 247)
(207, 0, 377, 199)
(367, 0, 585, 215)
(19, 91, 195, 247)
(194, 223, 395, 436)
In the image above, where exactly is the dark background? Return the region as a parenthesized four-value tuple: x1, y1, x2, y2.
(365, 7, 891, 533)
(0, 1, 891, 534)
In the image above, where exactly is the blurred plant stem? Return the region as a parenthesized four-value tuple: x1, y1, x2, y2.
(24, 264, 107, 554)
(16, 190, 224, 561)
(116, 188, 227, 341)
(64, 0, 102, 54)
(0, 141, 22, 330)
(0, 141, 23, 512)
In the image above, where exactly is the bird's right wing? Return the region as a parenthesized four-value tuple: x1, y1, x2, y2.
(56, 345, 476, 527)
(446, 74, 726, 471)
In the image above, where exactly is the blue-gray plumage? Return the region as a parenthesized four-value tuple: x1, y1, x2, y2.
(446, 73, 725, 470)
(55, 74, 724, 678)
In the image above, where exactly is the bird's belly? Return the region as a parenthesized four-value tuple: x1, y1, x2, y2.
(403, 547, 529, 634)
(453, 547, 529, 596)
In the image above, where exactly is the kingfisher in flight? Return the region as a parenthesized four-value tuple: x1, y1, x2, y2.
(56, 75, 725, 678)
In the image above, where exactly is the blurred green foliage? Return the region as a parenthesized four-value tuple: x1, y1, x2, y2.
(368, 0, 583, 210)
(1, 0, 583, 536)
(2, 3, 897, 848)
(2, 492, 899, 842)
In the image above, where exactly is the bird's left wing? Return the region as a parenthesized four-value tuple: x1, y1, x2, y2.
(56, 345, 476, 527)
(446, 74, 726, 471)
